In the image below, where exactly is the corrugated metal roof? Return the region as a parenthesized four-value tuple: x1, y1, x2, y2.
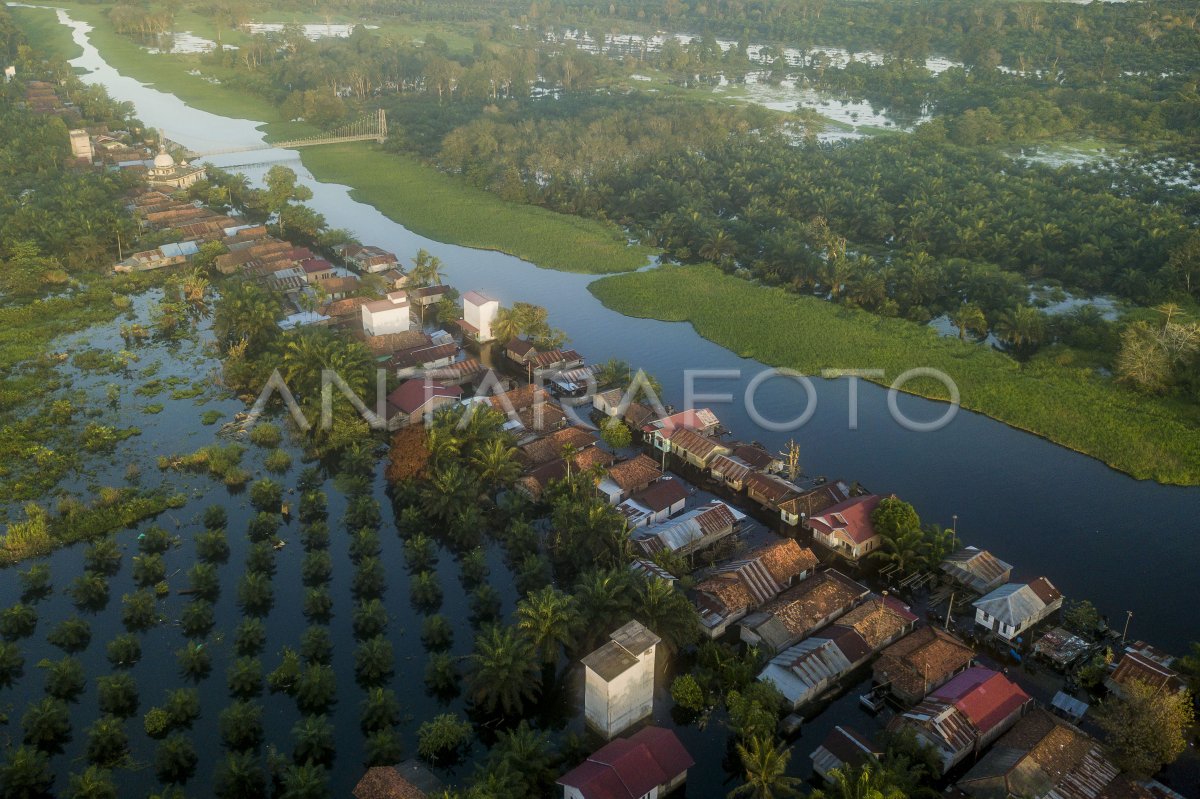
(941, 546, 1013, 594)
(634, 501, 738, 555)
(761, 637, 854, 707)
(973, 580, 1057, 627)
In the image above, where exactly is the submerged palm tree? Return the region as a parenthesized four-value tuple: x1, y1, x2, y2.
(467, 625, 541, 716)
(516, 586, 579, 664)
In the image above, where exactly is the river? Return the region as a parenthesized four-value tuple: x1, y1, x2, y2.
(48, 6, 1199, 653)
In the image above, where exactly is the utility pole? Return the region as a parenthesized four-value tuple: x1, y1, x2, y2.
(945, 592, 955, 631)
(1121, 610, 1133, 647)
(951, 514, 958, 550)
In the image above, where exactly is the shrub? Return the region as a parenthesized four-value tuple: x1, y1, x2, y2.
(143, 707, 172, 739)
(248, 423, 281, 448)
(417, 713, 471, 762)
(202, 506, 227, 530)
(671, 674, 707, 712)
(264, 449, 292, 474)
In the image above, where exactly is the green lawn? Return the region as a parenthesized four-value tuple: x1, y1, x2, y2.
(298, 143, 653, 274)
(590, 264, 1200, 485)
(10, 6, 83, 62)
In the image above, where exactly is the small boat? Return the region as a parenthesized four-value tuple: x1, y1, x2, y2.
(859, 689, 887, 712)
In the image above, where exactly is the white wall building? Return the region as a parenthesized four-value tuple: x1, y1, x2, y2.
(361, 291, 412, 336)
(582, 621, 660, 739)
(461, 291, 500, 342)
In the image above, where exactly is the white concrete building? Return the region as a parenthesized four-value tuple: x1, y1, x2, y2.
(361, 290, 412, 336)
(68, 130, 93, 162)
(582, 621, 660, 739)
(460, 291, 500, 342)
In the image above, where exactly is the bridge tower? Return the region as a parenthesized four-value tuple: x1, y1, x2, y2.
(376, 108, 387, 143)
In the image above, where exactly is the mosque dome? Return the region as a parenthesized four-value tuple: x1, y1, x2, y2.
(153, 149, 175, 169)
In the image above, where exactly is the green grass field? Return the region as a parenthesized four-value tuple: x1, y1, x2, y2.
(590, 264, 1200, 485)
(298, 143, 653, 274)
(10, 6, 84, 62)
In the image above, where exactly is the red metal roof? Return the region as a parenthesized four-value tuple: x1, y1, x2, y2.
(633, 479, 688, 513)
(386, 380, 461, 415)
(808, 494, 882, 545)
(557, 727, 693, 799)
(934, 666, 1031, 735)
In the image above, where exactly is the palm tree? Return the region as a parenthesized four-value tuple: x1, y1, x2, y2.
(467, 625, 541, 715)
(421, 463, 470, 522)
(594, 358, 632, 389)
(870, 526, 930, 575)
(407, 249, 443, 288)
(949, 303, 987, 341)
(62, 765, 117, 799)
(214, 751, 265, 799)
(491, 306, 524, 344)
(516, 586, 580, 665)
(471, 439, 520, 489)
(21, 698, 72, 754)
(0, 747, 53, 798)
(994, 305, 1046, 356)
(153, 734, 197, 785)
(354, 637, 395, 687)
(279, 763, 329, 799)
(574, 568, 635, 645)
(635, 577, 700, 651)
(291, 715, 335, 767)
(810, 765, 909, 799)
(84, 716, 129, 768)
(359, 688, 401, 734)
(218, 701, 264, 753)
(728, 736, 802, 799)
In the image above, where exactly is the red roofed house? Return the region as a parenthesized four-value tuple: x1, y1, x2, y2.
(557, 726, 694, 799)
(808, 494, 883, 561)
(386, 379, 461, 426)
(890, 666, 1032, 771)
(300, 257, 336, 283)
(617, 478, 689, 528)
(642, 408, 720, 451)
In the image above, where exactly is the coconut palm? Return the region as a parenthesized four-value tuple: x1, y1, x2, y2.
(467, 625, 541, 716)
(491, 306, 524, 344)
(994, 305, 1046, 355)
(516, 586, 579, 665)
(407, 249, 443, 288)
(810, 765, 909, 799)
(594, 358, 632, 389)
(728, 736, 802, 799)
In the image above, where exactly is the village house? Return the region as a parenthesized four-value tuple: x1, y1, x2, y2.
(633, 500, 743, 558)
(809, 726, 882, 784)
(320, 275, 360, 300)
(692, 540, 820, 638)
(891, 666, 1032, 772)
(378, 268, 407, 290)
(505, 338, 538, 365)
(385, 379, 461, 426)
(593, 387, 626, 418)
(321, 297, 369, 326)
(1031, 627, 1093, 670)
(361, 291, 412, 336)
(459, 290, 500, 343)
(581, 621, 660, 739)
(873, 626, 976, 705)
(69, 129, 93, 163)
(557, 727, 693, 799)
(616, 478, 689, 528)
(530, 349, 586, 373)
(352, 759, 444, 799)
(778, 481, 852, 527)
(389, 342, 459, 378)
(300, 257, 336, 283)
(518, 426, 600, 469)
(409, 284, 450, 314)
(277, 310, 331, 331)
(1105, 642, 1186, 698)
(336, 243, 400, 274)
(358, 330, 432, 359)
(488, 384, 569, 441)
(597, 454, 663, 504)
(972, 577, 1063, 642)
(808, 494, 884, 561)
(708, 453, 755, 492)
(426, 358, 485, 388)
(745, 471, 800, 511)
(941, 547, 1014, 596)
(642, 408, 721, 451)
(516, 447, 617, 502)
(739, 569, 870, 653)
(759, 595, 918, 708)
(731, 442, 781, 472)
(113, 240, 200, 272)
(664, 428, 731, 469)
(956, 708, 1159, 799)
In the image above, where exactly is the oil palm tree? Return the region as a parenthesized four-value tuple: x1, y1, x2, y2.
(728, 735, 802, 799)
(949, 302, 987, 341)
(994, 305, 1046, 356)
(467, 625, 541, 716)
(214, 750, 265, 799)
(810, 765, 909, 799)
(291, 715, 335, 767)
(516, 586, 580, 665)
(635, 577, 700, 651)
(0, 747, 53, 798)
(471, 438, 520, 489)
(354, 636, 395, 687)
(63, 765, 117, 799)
(153, 734, 197, 785)
(21, 698, 72, 754)
(279, 762, 329, 799)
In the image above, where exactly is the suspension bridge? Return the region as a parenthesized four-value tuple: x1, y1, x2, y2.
(176, 108, 388, 161)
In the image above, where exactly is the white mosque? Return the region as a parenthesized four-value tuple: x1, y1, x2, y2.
(147, 144, 206, 190)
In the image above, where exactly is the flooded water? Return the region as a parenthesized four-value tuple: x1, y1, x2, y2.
(8, 7, 1200, 795)
(239, 22, 378, 40)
